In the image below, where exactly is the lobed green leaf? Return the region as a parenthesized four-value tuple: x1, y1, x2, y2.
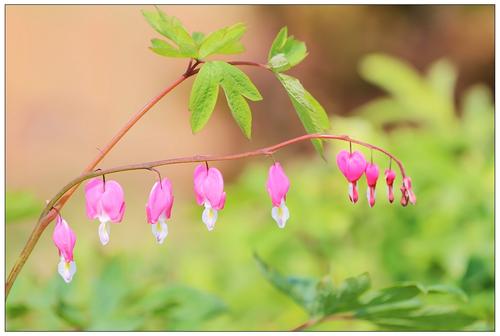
(189, 62, 221, 133)
(199, 23, 247, 58)
(268, 26, 308, 72)
(277, 73, 330, 155)
(143, 7, 197, 58)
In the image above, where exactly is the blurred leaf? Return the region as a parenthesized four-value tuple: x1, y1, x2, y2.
(362, 284, 424, 307)
(192, 31, 205, 46)
(426, 284, 468, 302)
(134, 285, 227, 330)
(277, 73, 330, 156)
(359, 54, 455, 125)
(321, 273, 371, 315)
(426, 59, 457, 105)
(199, 23, 246, 58)
(54, 300, 86, 330)
(6, 303, 29, 319)
(268, 26, 308, 72)
(6, 190, 41, 223)
(143, 7, 197, 58)
(257, 256, 475, 331)
(189, 61, 221, 133)
(255, 254, 320, 315)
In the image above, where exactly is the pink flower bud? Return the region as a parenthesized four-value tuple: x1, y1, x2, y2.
(266, 162, 290, 228)
(146, 178, 174, 244)
(336, 150, 367, 203)
(193, 164, 226, 231)
(365, 163, 379, 208)
(403, 176, 416, 205)
(52, 214, 76, 283)
(385, 169, 396, 203)
(85, 177, 126, 245)
(400, 185, 409, 207)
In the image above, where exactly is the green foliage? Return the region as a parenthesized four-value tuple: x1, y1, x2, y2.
(189, 61, 262, 138)
(277, 73, 330, 155)
(198, 23, 247, 58)
(144, 7, 246, 60)
(143, 7, 197, 58)
(7, 256, 226, 331)
(266, 27, 329, 156)
(6, 190, 41, 223)
(189, 61, 221, 133)
(268, 27, 308, 72)
(256, 256, 475, 330)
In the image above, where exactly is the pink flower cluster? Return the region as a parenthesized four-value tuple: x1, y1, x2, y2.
(51, 154, 414, 283)
(336, 150, 416, 207)
(51, 162, 291, 283)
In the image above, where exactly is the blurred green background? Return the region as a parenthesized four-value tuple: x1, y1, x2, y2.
(6, 5, 493, 331)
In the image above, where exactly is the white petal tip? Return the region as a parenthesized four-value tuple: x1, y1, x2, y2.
(58, 259, 76, 283)
(98, 222, 111, 246)
(272, 203, 289, 229)
(202, 206, 218, 232)
(152, 222, 168, 244)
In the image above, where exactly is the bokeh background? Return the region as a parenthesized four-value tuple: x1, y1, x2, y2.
(6, 5, 494, 331)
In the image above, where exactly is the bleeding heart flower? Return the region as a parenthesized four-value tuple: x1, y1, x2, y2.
(365, 163, 379, 207)
(146, 178, 174, 244)
(193, 164, 226, 231)
(385, 169, 396, 203)
(403, 176, 416, 205)
(266, 162, 290, 228)
(52, 214, 76, 283)
(336, 150, 367, 203)
(85, 177, 125, 245)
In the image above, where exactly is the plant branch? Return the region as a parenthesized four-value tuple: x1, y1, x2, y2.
(6, 133, 407, 298)
(39, 133, 407, 218)
(4, 58, 274, 299)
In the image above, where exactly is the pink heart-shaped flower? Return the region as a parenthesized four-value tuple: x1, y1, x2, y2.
(336, 150, 367, 183)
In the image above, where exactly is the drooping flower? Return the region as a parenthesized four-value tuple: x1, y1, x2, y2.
(85, 177, 125, 245)
(399, 176, 417, 206)
(336, 150, 367, 203)
(365, 163, 379, 207)
(146, 178, 174, 244)
(52, 214, 76, 283)
(385, 169, 396, 203)
(266, 162, 290, 228)
(193, 164, 226, 231)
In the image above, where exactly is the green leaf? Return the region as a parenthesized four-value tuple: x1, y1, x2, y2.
(426, 284, 468, 302)
(257, 256, 476, 331)
(149, 38, 184, 58)
(277, 73, 330, 155)
(199, 23, 247, 58)
(142, 7, 197, 58)
(214, 61, 262, 138)
(188, 62, 221, 133)
(216, 61, 262, 101)
(320, 273, 371, 316)
(254, 254, 320, 315)
(362, 284, 424, 307)
(268, 27, 288, 60)
(359, 53, 454, 125)
(6, 190, 41, 223)
(192, 31, 205, 46)
(268, 26, 308, 72)
(220, 84, 252, 138)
